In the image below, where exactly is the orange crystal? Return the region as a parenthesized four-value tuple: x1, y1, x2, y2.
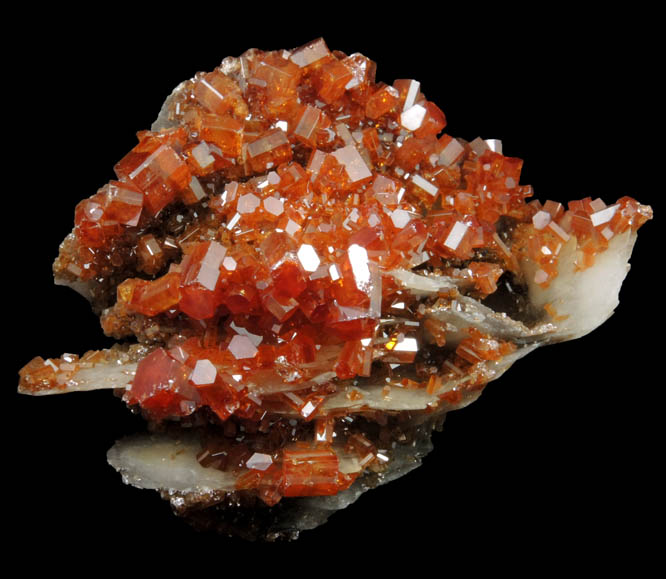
(130, 272, 181, 317)
(125, 347, 199, 418)
(281, 444, 341, 497)
(116, 130, 191, 210)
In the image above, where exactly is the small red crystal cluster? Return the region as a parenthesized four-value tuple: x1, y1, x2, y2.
(20, 39, 652, 505)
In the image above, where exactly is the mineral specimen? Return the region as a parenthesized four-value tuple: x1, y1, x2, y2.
(17, 38, 652, 540)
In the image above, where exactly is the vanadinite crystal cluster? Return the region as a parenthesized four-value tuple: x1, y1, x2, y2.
(18, 39, 652, 539)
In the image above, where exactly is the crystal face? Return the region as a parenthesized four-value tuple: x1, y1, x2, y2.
(17, 39, 652, 541)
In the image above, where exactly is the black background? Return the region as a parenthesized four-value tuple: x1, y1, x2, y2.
(7, 10, 661, 573)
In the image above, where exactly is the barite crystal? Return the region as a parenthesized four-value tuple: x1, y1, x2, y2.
(17, 38, 653, 540)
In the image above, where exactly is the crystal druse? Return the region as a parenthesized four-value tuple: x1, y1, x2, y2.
(17, 38, 652, 540)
